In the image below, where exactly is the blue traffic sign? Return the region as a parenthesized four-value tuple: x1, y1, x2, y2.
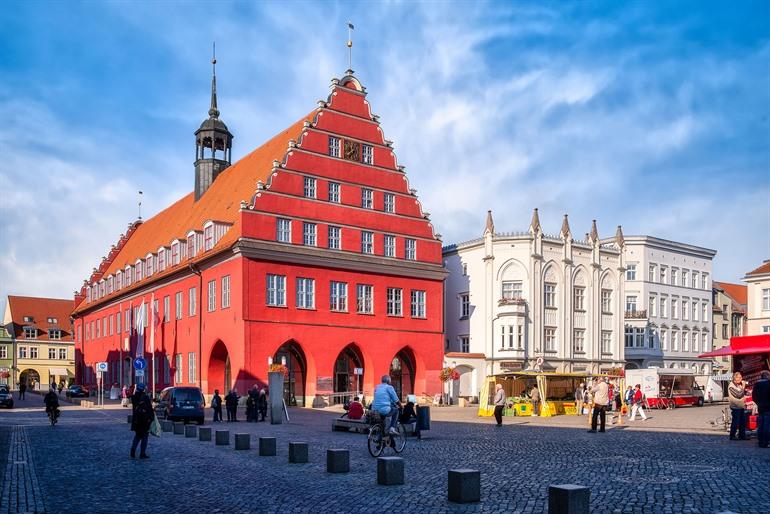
(133, 357, 147, 370)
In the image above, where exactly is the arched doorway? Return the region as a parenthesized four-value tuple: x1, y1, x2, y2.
(389, 348, 416, 399)
(452, 365, 475, 402)
(123, 357, 133, 386)
(20, 369, 41, 390)
(333, 344, 364, 404)
(274, 341, 306, 407)
(208, 341, 231, 394)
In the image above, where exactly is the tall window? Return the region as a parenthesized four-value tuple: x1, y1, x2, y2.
(702, 333, 708, 352)
(171, 243, 179, 266)
(174, 354, 182, 384)
(460, 336, 470, 353)
(328, 182, 340, 203)
(601, 331, 612, 354)
(681, 270, 689, 287)
(361, 188, 373, 209)
(296, 278, 315, 309)
(207, 280, 216, 312)
(387, 288, 403, 316)
(660, 296, 668, 318)
(544, 283, 557, 308)
(384, 235, 396, 257)
(328, 226, 341, 250)
(626, 264, 636, 280)
(517, 325, 524, 349)
(544, 328, 557, 352)
(383, 193, 395, 213)
(189, 287, 197, 316)
(204, 225, 214, 251)
(691, 272, 698, 288)
(626, 295, 638, 313)
(660, 266, 668, 283)
(763, 288, 770, 311)
(683, 331, 689, 352)
(671, 298, 678, 319)
(573, 329, 585, 353)
(303, 177, 316, 198)
(361, 231, 374, 254)
(0, 346, 6, 359)
(362, 144, 374, 164)
(410, 290, 426, 318)
(59, 348, 67, 360)
(601, 289, 612, 313)
(661, 329, 668, 351)
(356, 284, 373, 314)
(330, 281, 348, 312)
(502, 281, 523, 300)
(188, 352, 196, 383)
(672, 331, 680, 351)
(573, 287, 585, 311)
(328, 136, 341, 157)
(701, 273, 708, 290)
(18, 346, 27, 359)
(702, 301, 708, 322)
(276, 218, 291, 243)
(49, 347, 56, 359)
(405, 239, 416, 260)
(175, 292, 183, 320)
(221, 275, 231, 309)
(30, 347, 38, 359)
(163, 296, 170, 323)
(649, 296, 657, 317)
(460, 294, 470, 318)
(682, 299, 688, 320)
(303, 222, 317, 246)
(267, 275, 286, 306)
(671, 268, 678, 285)
(157, 250, 165, 272)
(649, 264, 657, 282)
(692, 301, 698, 321)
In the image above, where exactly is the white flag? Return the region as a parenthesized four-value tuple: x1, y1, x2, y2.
(135, 299, 146, 357)
(150, 293, 159, 354)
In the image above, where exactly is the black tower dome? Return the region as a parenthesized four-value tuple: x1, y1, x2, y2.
(194, 48, 233, 201)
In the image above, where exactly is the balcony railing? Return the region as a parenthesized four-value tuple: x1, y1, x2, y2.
(625, 310, 648, 319)
(498, 297, 526, 306)
(498, 297, 527, 315)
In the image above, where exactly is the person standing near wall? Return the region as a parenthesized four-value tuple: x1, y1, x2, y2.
(728, 372, 747, 441)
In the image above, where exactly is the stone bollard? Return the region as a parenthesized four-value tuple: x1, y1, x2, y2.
(288, 442, 308, 463)
(548, 484, 590, 514)
(259, 437, 277, 456)
(160, 420, 173, 432)
(173, 422, 185, 435)
(234, 433, 250, 450)
(215, 430, 230, 446)
(127, 414, 133, 424)
(185, 425, 198, 438)
(326, 449, 350, 473)
(377, 456, 404, 485)
(199, 427, 212, 442)
(448, 469, 481, 504)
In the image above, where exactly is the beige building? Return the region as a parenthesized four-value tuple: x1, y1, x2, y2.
(711, 282, 747, 373)
(744, 260, 770, 335)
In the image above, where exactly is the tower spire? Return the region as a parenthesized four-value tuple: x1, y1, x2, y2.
(209, 42, 219, 118)
(484, 210, 495, 236)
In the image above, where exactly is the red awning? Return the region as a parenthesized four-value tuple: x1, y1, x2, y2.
(698, 334, 770, 358)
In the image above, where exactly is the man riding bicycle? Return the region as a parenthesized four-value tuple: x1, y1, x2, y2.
(44, 387, 60, 420)
(373, 375, 401, 435)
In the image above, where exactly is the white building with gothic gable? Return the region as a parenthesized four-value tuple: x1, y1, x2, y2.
(443, 209, 626, 402)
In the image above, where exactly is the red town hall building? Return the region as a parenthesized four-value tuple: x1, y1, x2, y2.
(72, 66, 446, 406)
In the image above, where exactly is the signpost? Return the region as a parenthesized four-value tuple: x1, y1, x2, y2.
(134, 357, 147, 384)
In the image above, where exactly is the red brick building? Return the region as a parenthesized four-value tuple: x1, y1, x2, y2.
(72, 67, 446, 406)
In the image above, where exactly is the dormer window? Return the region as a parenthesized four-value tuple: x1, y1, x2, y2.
(204, 224, 214, 251)
(125, 266, 133, 286)
(86, 288, 92, 302)
(171, 241, 180, 265)
(135, 260, 143, 281)
(145, 253, 154, 276)
(47, 317, 58, 324)
(158, 248, 166, 271)
(116, 270, 122, 290)
(107, 276, 114, 294)
(23, 316, 34, 323)
(23, 327, 36, 338)
(187, 232, 197, 258)
(48, 329, 62, 340)
(100, 281, 106, 297)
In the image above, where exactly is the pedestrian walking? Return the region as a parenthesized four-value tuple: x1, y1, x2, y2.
(629, 384, 648, 421)
(493, 384, 505, 426)
(18, 381, 26, 400)
(211, 389, 223, 422)
(57, 380, 64, 396)
(246, 386, 259, 422)
(257, 389, 268, 422)
(624, 386, 634, 418)
(121, 385, 129, 407)
(130, 383, 153, 459)
(574, 383, 584, 415)
(588, 378, 609, 433)
(728, 372, 748, 441)
(751, 370, 770, 448)
(530, 385, 541, 416)
(225, 388, 239, 422)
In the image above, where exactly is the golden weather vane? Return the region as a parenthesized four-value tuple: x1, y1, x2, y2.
(347, 22, 354, 72)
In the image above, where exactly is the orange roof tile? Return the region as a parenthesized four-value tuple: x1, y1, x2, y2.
(713, 281, 748, 306)
(746, 260, 770, 277)
(6, 295, 74, 341)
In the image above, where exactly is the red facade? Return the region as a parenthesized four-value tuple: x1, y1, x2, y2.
(72, 73, 446, 405)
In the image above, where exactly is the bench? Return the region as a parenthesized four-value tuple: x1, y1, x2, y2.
(331, 417, 417, 436)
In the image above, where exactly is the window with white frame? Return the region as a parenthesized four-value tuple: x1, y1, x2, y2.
(683, 331, 689, 351)
(49, 347, 56, 359)
(763, 288, 770, 311)
(661, 329, 669, 350)
(544, 328, 557, 352)
(460, 336, 470, 353)
(266, 274, 286, 307)
(221, 275, 231, 309)
(672, 330, 680, 351)
(328, 226, 341, 250)
(296, 278, 315, 309)
(383, 193, 395, 213)
(59, 347, 67, 359)
(671, 268, 678, 285)
(189, 287, 197, 316)
(362, 144, 374, 164)
(124, 309, 130, 331)
(207, 280, 216, 312)
(303, 222, 317, 246)
(384, 235, 396, 257)
(682, 299, 689, 320)
(361, 188, 373, 209)
(23, 327, 35, 338)
(135, 260, 143, 281)
(0, 346, 6, 359)
(30, 347, 38, 359)
(691, 271, 698, 288)
(573, 329, 585, 353)
(410, 290, 426, 318)
(204, 225, 214, 251)
(544, 283, 557, 308)
(626, 264, 637, 280)
(163, 296, 170, 322)
(171, 243, 180, 266)
(660, 296, 668, 318)
(660, 266, 668, 283)
(276, 218, 291, 243)
(502, 281, 523, 300)
(702, 301, 708, 322)
(157, 249, 165, 271)
(330, 281, 348, 312)
(18, 346, 27, 359)
(328, 182, 340, 203)
(387, 288, 403, 316)
(460, 294, 470, 318)
(517, 325, 524, 349)
(174, 353, 182, 384)
(702, 332, 708, 351)
(681, 269, 689, 287)
(626, 295, 637, 312)
(574, 287, 585, 311)
(328, 136, 341, 157)
(405, 239, 416, 260)
(303, 177, 317, 198)
(356, 284, 373, 314)
(692, 301, 698, 321)
(361, 231, 373, 254)
(672, 298, 678, 319)
(692, 331, 699, 353)
(601, 331, 612, 354)
(146, 255, 154, 276)
(108, 276, 114, 294)
(649, 264, 657, 282)
(649, 295, 657, 317)
(175, 291, 183, 319)
(601, 289, 612, 313)
(701, 273, 708, 290)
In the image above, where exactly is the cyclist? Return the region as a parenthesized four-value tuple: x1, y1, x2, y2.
(373, 375, 401, 435)
(44, 386, 60, 422)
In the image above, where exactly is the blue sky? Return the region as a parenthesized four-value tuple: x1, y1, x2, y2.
(1, 1, 768, 310)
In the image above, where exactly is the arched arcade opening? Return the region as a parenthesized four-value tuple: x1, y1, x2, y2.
(333, 343, 364, 404)
(208, 340, 232, 394)
(389, 347, 416, 399)
(274, 340, 307, 407)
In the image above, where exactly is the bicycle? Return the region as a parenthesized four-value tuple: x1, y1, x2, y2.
(655, 398, 674, 410)
(47, 408, 60, 427)
(367, 411, 406, 457)
(708, 407, 730, 431)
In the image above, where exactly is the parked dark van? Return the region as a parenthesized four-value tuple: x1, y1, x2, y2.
(154, 387, 205, 424)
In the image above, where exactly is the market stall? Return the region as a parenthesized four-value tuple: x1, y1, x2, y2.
(478, 372, 589, 417)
